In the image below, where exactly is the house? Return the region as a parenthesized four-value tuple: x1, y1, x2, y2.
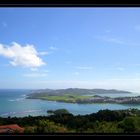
(0, 124, 24, 133)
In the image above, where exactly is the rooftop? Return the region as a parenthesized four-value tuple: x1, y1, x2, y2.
(0, 124, 24, 133)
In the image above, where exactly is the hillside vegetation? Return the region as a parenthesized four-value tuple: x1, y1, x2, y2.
(27, 88, 133, 104)
(1, 108, 140, 134)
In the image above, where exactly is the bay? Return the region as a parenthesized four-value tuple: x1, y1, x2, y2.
(0, 89, 140, 117)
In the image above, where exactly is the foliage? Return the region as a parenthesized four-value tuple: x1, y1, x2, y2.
(47, 109, 71, 115)
(35, 119, 67, 133)
(118, 117, 135, 133)
(0, 108, 140, 133)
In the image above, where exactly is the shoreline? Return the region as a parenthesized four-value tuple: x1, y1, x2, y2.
(27, 94, 140, 105)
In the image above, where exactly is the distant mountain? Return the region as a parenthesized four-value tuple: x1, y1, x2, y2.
(28, 88, 132, 97)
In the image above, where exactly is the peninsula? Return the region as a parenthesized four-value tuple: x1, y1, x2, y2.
(26, 88, 140, 104)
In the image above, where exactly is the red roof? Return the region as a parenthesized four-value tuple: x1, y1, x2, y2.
(0, 124, 24, 133)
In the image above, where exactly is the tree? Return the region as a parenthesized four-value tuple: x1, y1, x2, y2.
(47, 109, 71, 116)
(118, 117, 135, 133)
(35, 119, 68, 133)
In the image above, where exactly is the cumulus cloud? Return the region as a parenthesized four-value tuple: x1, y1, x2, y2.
(0, 42, 46, 68)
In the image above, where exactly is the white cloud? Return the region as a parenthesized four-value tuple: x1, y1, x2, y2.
(76, 66, 93, 70)
(0, 42, 46, 68)
(23, 72, 48, 77)
(38, 51, 49, 56)
(49, 46, 58, 51)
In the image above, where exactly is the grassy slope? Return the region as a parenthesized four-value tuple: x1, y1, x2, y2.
(38, 94, 91, 103)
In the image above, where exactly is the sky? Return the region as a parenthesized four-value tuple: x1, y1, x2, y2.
(1, 8, 140, 92)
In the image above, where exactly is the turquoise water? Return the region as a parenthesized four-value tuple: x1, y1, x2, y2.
(0, 89, 140, 117)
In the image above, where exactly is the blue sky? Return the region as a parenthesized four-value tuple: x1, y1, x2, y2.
(1, 8, 140, 92)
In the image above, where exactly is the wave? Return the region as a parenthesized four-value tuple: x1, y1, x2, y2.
(21, 109, 42, 113)
(8, 98, 25, 102)
(0, 109, 43, 117)
(1, 111, 16, 116)
(8, 99, 15, 102)
(21, 94, 27, 97)
(8, 94, 27, 102)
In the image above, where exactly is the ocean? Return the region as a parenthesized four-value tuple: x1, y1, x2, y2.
(0, 89, 140, 117)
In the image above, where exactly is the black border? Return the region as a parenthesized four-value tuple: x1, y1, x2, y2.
(0, 0, 140, 7)
(0, 0, 140, 138)
(1, 4, 140, 7)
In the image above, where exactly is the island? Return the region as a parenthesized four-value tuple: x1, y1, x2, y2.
(26, 88, 140, 104)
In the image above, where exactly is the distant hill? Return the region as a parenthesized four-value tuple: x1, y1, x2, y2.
(28, 88, 131, 97)
(26, 88, 134, 104)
